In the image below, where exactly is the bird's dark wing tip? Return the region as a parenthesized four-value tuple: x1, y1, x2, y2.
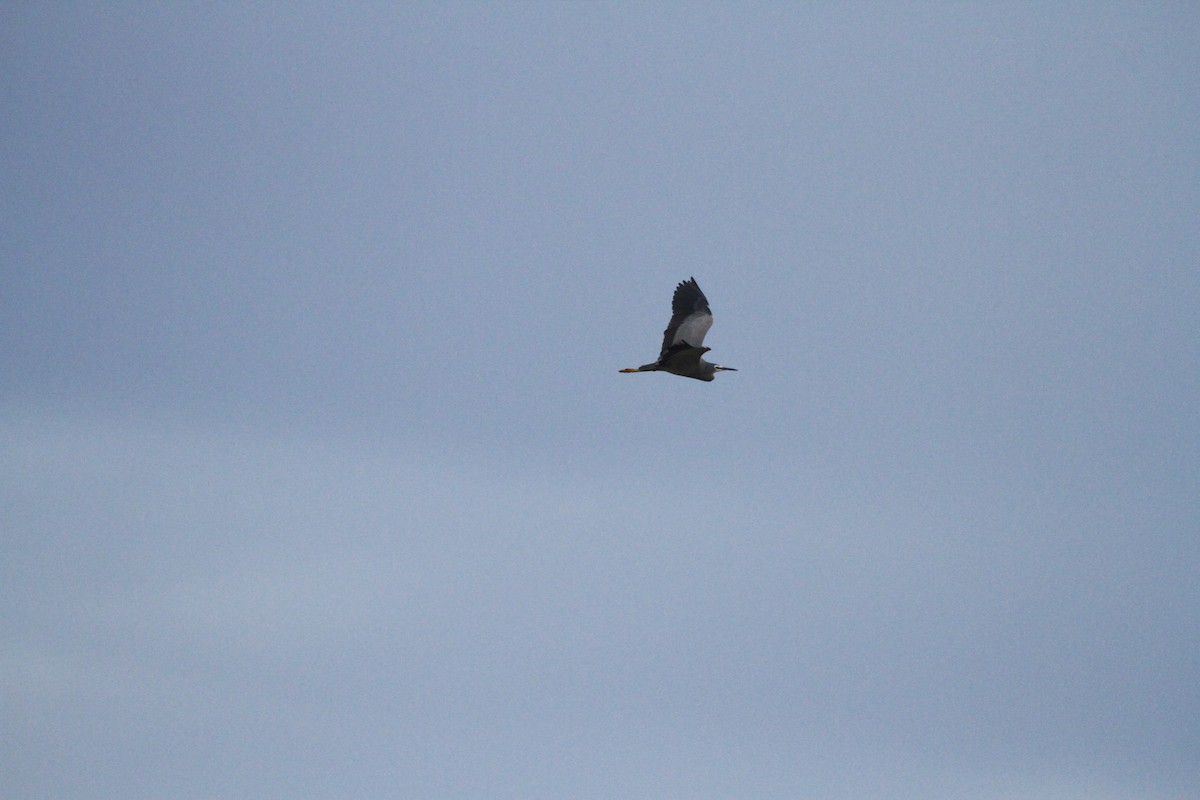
(671, 277, 709, 315)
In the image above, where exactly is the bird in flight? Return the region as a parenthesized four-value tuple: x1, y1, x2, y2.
(620, 277, 737, 382)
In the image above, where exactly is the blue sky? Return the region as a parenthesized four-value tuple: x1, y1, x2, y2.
(3, 4, 1198, 798)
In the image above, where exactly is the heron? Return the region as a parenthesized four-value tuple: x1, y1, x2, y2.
(620, 277, 737, 382)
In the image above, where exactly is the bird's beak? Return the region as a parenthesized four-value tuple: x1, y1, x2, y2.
(716, 366, 737, 372)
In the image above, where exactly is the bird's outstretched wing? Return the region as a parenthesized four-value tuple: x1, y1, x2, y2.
(659, 277, 713, 357)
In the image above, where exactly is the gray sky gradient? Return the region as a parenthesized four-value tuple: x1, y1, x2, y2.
(3, 4, 1198, 798)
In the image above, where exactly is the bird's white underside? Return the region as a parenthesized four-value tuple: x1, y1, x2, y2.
(672, 312, 712, 349)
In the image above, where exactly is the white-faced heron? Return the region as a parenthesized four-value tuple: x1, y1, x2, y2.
(620, 277, 737, 382)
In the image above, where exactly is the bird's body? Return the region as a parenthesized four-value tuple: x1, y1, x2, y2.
(620, 277, 737, 382)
